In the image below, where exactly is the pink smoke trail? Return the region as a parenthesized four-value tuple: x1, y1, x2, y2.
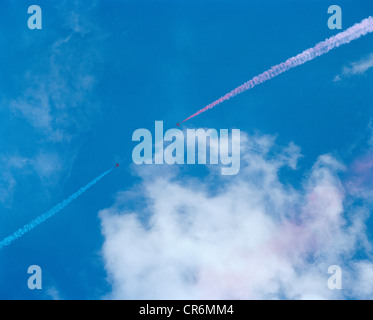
(180, 17, 373, 124)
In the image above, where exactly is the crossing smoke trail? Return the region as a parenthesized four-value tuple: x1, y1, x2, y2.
(0, 168, 113, 250)
(180, 16, 373, 124)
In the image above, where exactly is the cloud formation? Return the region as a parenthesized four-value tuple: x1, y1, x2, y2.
(1, 2, 103, 205)
(10, 32, 100, 142)
(334, 53, 373, 81)
(0, 154, 28, 206)
(100, 132, 373, 299)
(0, 151, 63, 206)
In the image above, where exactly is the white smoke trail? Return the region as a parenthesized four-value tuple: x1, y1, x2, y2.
(180, 16, 373, 124)
(0, 168, 113, 250)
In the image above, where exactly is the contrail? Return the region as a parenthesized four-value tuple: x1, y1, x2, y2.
(0, 168, 113, 250)
(179, 16, 373, 124)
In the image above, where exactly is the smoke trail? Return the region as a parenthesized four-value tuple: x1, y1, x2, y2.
(0, 168, 113, 250)
(180, 16, 373, 124)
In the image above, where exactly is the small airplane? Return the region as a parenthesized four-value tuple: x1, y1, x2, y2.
(115, 163, 120, 168)
(176, 122, 180, 127)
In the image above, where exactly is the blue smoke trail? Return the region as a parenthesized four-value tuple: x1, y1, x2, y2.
(0, 168, 113, 250)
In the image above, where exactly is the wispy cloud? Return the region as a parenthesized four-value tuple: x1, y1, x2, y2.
(10, 32, 100, 142)
(7, 1, 104, 143)
(1, 2, 103, 205)
(0, 151, 63, 206)
(100, 132, 373, 299)
(0, 154, 28, 206)
(45, 286, 61, 300)
(334, 53, 373, 81)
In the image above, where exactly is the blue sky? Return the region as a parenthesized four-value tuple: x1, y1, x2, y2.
(0, 0, 373, 299)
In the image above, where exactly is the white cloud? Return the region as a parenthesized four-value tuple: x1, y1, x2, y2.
(45, 286, 61, 300)
(334, 53, 373, 81)
(31, 152, 63, 182)
(0, 154, 28, 206)
(8, 2, 103, 143)
(0, 151, 63, 206)
(1, 3, 102, 205)
(99, 132, 373, 300)
(349, 262, 373, 298)
(10, 33, 100, 142)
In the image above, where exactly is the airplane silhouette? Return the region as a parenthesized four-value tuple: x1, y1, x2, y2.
(176, 123, 180, 127)
(115, 163, 120, 167)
